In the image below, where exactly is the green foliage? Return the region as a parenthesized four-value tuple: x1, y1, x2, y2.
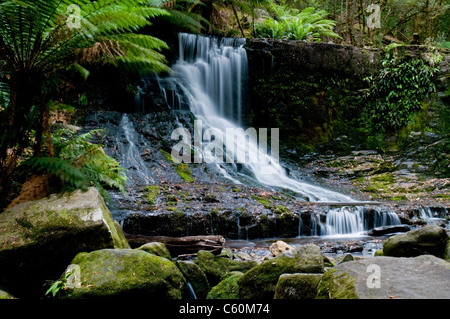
(364, 50, 441, 132)
(255, 5, 340, 41)
(23, 128, 127, 197)
(45, 267, 75, 298)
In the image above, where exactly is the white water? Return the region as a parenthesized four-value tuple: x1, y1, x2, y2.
(319, 207, 401, 236)
(116, 114, 153, 186)
(160, 33, 354, 203)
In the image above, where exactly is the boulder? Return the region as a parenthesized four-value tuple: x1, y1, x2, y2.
(274, 273, 323, 299)
(317, 255, 450, 299)
(195, 250, 257, 286)
(0, 187, 129, 298)
(382, 225, 449, 258)
(238, 244, 324, 299)
(62, 249, 186, 299)
(176, 260, 210, 299)
(137, 242, 172, 260)
(269, 240, 294, 256)
(207, 272, 244, 299)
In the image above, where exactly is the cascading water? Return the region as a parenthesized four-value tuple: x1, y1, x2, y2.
(115, 114, 154, 186)
(127, 33, 411, 237)
(159, 33, 354, 203)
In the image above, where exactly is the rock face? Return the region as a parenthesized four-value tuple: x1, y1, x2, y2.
(0, 187, 130, 297)
(382, 225, 449, 258)
(317, 255, 450, 299)
(176, 260, 210, 299)
(238, 244, 324, 299)
(63, 249, 186, 299)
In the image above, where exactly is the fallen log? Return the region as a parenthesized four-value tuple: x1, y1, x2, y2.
(368, 225, 412, 236)
(125, 234, 226, 256)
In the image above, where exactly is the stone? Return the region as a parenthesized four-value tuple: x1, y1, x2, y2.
(137, 242, 172, 260)
(269, 240, 294, 256)
(176, 260, 210, 299)
(0, 187, 129, 298)
(206, 272, 244, 299)
(274, 273, 323, 299)
(368, 225, 412, 236)
(317, 255, 450, 299)
(195, 250, 257, 286)
(238, 244, 324, 299)
(62, 249, 186, 299)
(382, 225, 449, 258)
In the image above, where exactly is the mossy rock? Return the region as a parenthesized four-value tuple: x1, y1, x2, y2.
(238, 244, 324, 299)
(0, 187, 129, 298)
(137, 242, 171, 260)
(382, 225, 449, 258)
(144, 185, 160, 204)
(274, 273, 323, 299)
(195, 250, 257, 286)
(206, 272, 243, 299)
(316, 268, 358, 299)
(176, 260, 210, 299)
(63, 249, 186, 299)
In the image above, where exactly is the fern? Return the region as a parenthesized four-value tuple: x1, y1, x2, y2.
(22, 128, 127, 196)
(255, 6, 341, 41)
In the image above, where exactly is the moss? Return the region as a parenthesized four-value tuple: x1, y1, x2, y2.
(274, 273, 323, 299)
(195, 250, 257, 286)
(137, 242, 172, 260)
(64, 249, 186, 299)
(251, 195, 271, 205)
(316, 269, 358, 299)
(144, 185, 160, 205)
(176, 163, 194, 183)
(238, 245, 324, 299)
(207, 272, 243, 299)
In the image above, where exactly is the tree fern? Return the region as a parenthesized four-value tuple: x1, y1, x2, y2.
(0, 0, 170, 190)
(23, 128, 127, 197)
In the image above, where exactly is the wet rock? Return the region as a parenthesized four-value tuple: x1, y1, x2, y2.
(368, 224, 412, 236)
(382, 225, 449, 258)
(274, 273, 323, 299)
(176, 260, 210, 299)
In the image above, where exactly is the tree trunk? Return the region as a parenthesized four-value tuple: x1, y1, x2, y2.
(230, 1, 245, 38)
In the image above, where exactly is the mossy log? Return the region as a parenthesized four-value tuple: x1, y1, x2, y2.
(125, 234, 225, 256)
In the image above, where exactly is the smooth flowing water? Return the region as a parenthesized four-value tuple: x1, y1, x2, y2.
(159, 33, 354, 203)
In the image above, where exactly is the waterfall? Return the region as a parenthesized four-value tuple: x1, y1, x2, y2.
(115, 114, 154, 186)
(320, 207, 401, 236)
(159, 33, 355, 203)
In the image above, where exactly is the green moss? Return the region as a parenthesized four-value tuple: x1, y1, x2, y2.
(144, 185, 160, 205)
(207, 272, 243, 299)
(64, 249, 186, 299)
(316, 269, 358, 299)
(251, 195, 271, 205)
(176, 163, 194, 183)
(195, 250, 257, 286)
